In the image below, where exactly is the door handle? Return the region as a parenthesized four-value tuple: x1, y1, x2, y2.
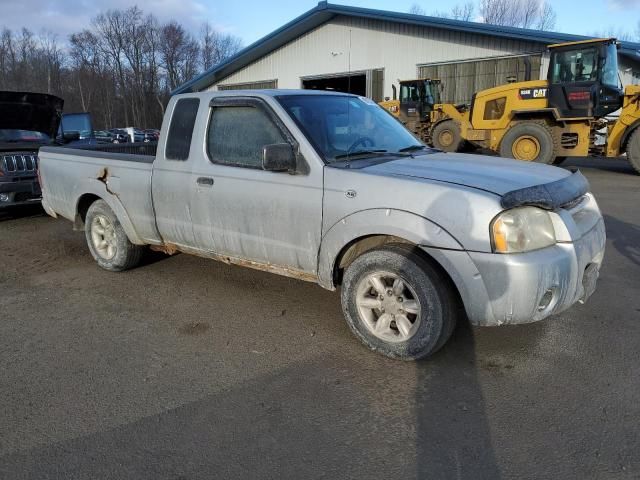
(197, 177, 214, 186)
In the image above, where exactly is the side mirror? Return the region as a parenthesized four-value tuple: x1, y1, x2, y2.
(262, 143, 296, 173)
(62, 131, 80, 142)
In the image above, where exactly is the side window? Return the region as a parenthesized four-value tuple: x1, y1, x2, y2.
(483, 97, 506, 120)
(166, 98, 200, 160)
(207, 106, 287, 168)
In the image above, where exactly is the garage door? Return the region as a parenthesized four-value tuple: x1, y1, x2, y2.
(218, 79, 278, 90)
(418, 55, 542, 105)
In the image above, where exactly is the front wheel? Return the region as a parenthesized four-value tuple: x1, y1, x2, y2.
(499, 121, 556, 164)
(85, 200, 144, 271)
(625, 128, 640, 174)
(431, 120, 463, 152)
(341, 245, 457, 360)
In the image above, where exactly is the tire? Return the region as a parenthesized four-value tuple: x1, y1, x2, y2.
(431, 120, 463, 152)
(341, 244, 457, 360)
(625, 128, 640, 174)
(84, 200, 144, 271)
(553, 156, 567, 165)
(499, 121, 556, 164)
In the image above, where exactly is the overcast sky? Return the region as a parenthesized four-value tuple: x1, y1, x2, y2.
(1, 0, 639, 45)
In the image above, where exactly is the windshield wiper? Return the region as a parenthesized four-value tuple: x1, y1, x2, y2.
(398, 144, 428, 152)
(334, 149, 389, 159)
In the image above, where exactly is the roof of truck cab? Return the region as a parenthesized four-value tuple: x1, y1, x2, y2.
(175, 89, 361, 101)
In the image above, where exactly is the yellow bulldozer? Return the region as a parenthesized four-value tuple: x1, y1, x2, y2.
(381, 38, 640, 173)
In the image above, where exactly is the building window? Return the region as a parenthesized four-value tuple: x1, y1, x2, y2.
(207, 106, 287, 168)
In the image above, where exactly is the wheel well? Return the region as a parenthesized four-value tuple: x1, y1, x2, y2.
(332, 235, 464, 309)
(621, 123, 640, 152)
(74, 194, 101, 229)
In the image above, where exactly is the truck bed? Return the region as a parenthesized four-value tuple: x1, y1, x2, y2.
(38, 145, 161, 244)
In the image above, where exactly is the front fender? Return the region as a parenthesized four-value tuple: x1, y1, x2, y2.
(75, 179, 145, 245)
(317, 208, 463, 289)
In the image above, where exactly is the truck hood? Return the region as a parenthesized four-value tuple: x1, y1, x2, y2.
(0, 91, 63, 138)
(363, 152, 571, 196)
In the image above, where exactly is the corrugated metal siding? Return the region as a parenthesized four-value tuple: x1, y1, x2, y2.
(206, 16, 640, 97)
(419, 55, 542, 104)
(207, 16, 546, 99)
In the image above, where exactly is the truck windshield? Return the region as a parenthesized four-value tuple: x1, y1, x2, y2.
(277, 95, 423, 163)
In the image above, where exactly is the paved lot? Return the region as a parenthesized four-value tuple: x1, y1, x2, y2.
(0, 157, 638, 479)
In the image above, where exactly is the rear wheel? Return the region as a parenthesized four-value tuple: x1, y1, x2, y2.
(625, 128, 640, 174)
(499, 121, 556, 164)
(431, 120, 463, 152)
(85, 200, 144, 271)
(341, 244, 457, 360)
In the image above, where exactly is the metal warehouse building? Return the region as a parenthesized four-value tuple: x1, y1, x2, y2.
(175, 2, 640, 103)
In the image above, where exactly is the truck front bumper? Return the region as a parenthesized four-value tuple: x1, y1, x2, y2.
(0, 179, 42, 207)
(422, 218, 606, 326)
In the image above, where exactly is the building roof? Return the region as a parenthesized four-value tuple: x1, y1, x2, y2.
(173, 1, 640, 94)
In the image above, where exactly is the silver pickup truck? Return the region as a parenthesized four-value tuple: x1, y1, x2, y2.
(39, 90, 606, 360)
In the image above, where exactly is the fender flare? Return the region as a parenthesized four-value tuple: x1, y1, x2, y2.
(74, 179, 145, 245)
(317, 208, 463, 289)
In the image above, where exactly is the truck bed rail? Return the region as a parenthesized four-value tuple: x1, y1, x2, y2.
(70, 142, 158, 157)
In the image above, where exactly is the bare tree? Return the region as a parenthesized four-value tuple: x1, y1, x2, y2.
(38, 31, 63, 94)
(536, 1, 557, 31)
(479, 0, 556, 30)
(92, 9, 131, 125)
(201, 23, 242, 71)
(409, 4, 426, 15)
(411, 2, 474, 21)
(479, 0, 510, 25)
(520, 0, 540, 28)
(160, 21, 200, 91)
(451, 3, 475, 21)
(0, 6, 240, 129)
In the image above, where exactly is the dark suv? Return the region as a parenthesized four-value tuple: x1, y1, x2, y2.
(0, 91, 63, 208)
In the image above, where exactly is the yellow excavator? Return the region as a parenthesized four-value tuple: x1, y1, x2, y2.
(382, 38, 640, 173)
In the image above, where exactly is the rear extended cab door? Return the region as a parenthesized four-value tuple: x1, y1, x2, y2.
(186, 93, 324, 276)
(151, 95, 201, 248)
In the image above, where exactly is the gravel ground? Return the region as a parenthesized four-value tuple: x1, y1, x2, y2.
(0, 157, 638, 479)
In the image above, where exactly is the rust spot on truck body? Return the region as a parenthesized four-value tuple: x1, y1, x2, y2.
(149, 242, 317, 283)
(96, 167, 118, 198)
(97, 168, 108, 183)
(150, 243, 179, 255)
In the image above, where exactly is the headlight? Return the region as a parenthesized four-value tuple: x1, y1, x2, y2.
(491, 207, 556, 253)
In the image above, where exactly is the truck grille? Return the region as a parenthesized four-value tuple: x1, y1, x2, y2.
(2, 153, 38, 173)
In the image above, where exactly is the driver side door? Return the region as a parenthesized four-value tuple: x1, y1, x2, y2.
(188, 96, 324, 275)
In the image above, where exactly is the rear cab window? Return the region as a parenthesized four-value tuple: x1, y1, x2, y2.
(166, 98, 200, 160)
